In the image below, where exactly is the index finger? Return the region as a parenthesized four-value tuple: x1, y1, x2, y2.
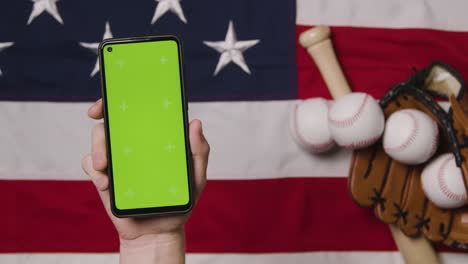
(88, 98, 103, 120)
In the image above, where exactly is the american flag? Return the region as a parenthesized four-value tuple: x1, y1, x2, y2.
(3, 0, 468, 263)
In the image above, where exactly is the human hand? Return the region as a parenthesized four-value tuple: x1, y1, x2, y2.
(81, 99, 209, 262)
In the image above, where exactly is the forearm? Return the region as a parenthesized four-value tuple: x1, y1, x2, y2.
(120, 231, 185, 264)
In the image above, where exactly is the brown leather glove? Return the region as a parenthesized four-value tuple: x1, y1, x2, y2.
(348, 61, 468, 250)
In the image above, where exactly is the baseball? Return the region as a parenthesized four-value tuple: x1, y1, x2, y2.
(290, 98, 336, 153)
(328, 92, 384, 149)
(383, 109, 438, 165)
(421, 153, 468, 209)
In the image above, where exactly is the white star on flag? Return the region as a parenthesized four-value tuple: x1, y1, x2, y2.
(203, 20, 260, 76)
(27, 0, 64, 25)
(0, 42, 14, 76)
(79, 22, 114, 77)
(152, 0, 187, 24)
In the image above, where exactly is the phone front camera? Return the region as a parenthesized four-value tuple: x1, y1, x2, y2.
(107, 47, 113, 52)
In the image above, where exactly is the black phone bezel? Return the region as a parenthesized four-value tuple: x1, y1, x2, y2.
(98, 35, 194, 218)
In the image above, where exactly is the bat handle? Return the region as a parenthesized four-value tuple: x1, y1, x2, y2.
(299, 26, 352, 99)
(390, 224, 439, 264)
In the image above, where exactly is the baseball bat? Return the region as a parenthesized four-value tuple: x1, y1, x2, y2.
(298, 26, 351, 99)
(299, 25, 439, 264)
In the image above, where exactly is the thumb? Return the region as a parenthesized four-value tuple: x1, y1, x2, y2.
(189, 119, 210, 199)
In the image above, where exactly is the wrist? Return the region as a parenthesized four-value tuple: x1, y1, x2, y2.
(120, 230, 184, 249)
(120, 230, 185, 264)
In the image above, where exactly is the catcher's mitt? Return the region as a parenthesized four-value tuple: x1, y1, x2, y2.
(349, 61, 468, 250)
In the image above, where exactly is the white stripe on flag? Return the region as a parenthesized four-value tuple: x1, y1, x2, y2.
(0, 101, 352, 180)
(0, 101, 451, 181)
(297, 0, 468, 31)
(3, 252, 468, 264)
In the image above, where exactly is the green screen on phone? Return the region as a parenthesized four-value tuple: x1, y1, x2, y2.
(101, 38, 190, 212)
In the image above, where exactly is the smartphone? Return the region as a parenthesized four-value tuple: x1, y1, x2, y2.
(98, 35, 193, 217)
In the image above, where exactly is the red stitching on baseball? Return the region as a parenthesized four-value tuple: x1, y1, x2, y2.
(340, 134, 381, 149)
(385, 110, 418, 153)
(329, 94, 370, 128)
(437, 155, 468, 202)
(427, 119, 439, 159)
(293, 104, 335, 152)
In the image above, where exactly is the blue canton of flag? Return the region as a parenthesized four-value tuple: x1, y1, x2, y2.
(0, 0, 297, 101)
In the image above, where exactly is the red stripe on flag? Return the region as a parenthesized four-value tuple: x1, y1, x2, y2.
(9, 180, 119, 253)
(5, 179, 462, 253)
(296, 26, 468, 100)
